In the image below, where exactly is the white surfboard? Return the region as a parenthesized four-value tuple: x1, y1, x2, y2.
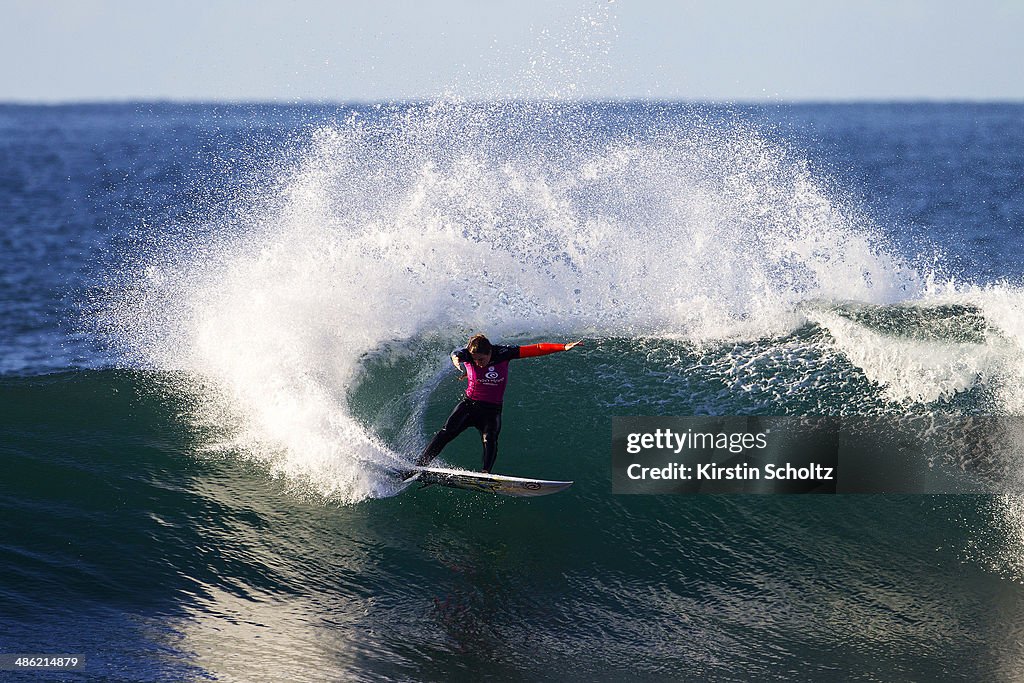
(403, 466, 573, 497)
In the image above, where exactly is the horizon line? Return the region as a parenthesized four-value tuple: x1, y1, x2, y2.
(2, 96, 1023, 107)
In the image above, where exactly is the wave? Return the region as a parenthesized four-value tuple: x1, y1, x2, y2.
(89, 101, 1024, 503)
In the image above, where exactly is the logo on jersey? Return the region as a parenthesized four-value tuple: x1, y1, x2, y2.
(485, 366, 499, 380)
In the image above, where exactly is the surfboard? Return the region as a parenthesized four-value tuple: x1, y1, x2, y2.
(402, 466, 573, 497)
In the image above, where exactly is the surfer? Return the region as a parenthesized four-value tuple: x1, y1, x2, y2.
(416, 334, 584, 473)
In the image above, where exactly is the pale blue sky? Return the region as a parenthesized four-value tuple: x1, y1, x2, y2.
(3, 0, 1022, 102)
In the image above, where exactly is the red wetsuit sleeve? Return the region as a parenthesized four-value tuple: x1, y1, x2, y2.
(517, 343, 565, 358)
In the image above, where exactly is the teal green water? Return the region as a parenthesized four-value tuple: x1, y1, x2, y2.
(4, 352, 1024, 680)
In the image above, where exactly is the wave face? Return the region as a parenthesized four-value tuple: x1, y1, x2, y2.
(94, 100, 1024, 505)
(2, 369, 1023, 682)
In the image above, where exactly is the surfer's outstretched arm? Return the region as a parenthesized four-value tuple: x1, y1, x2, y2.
(517, 340, 584, 358)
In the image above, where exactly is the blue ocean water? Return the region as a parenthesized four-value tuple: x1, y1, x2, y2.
(2, 101, 1024, 681)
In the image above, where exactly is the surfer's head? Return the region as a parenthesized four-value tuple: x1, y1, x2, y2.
(467, 334, 492, 367)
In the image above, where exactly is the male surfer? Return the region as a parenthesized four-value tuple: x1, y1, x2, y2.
(416, 334, 583, 473)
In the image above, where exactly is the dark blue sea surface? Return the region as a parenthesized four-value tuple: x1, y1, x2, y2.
(2, 102, 1024, 681)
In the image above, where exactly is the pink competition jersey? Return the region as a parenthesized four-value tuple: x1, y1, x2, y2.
(464, 358, 513, 404)
(456, 344, 520, 404)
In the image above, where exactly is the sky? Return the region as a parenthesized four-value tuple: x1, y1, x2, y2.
(3, 0, 1022, 103)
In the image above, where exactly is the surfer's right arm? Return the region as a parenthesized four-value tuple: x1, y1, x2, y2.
(451, 349, 468, 379)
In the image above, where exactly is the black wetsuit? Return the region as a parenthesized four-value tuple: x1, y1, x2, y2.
(417, 345, 521, 472)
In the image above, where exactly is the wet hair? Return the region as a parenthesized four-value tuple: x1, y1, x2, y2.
(467, 334, 492, 355)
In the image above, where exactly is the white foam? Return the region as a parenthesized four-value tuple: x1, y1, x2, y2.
(100, 102, 944, 502)
(961, 285, 1024, 413)
(811, 308, 1001, 403)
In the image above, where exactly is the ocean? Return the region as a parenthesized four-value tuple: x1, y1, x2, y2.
(2, 101, 1024, 681)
